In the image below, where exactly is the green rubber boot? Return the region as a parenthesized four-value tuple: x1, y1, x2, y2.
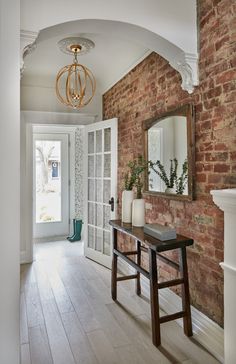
(68, 219, 83, 242)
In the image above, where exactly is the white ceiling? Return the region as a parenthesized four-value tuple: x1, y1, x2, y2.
(22, 32, 150, 93)
(21, 0, 197, 55)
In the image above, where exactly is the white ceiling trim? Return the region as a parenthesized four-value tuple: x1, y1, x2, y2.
(21, 110, 98, 125)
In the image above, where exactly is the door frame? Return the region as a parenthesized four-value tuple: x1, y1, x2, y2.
(33, 132, 70, 239)
(33, 125, 76, 239)
(21, 123, 79, 263)
(83, 118, 118, 268)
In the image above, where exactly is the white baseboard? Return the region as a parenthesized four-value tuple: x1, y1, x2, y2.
(118, 259, 224, 363)
(33, 235, 67, 243)
(20, 250, 32, 264)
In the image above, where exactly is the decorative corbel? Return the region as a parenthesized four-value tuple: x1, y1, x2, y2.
(170, 52, 199, 94)
(20, 30, 38, 77)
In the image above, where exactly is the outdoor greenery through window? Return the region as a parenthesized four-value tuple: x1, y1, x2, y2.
(35, 140, 62, 223)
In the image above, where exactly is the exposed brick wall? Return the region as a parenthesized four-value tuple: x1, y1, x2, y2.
(103, 0, 236, 326)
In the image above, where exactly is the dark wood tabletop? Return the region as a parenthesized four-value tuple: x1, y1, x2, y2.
(109, 220, 193, 252)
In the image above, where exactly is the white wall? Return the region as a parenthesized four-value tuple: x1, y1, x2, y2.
(21, 85, 103, 121)
(173, 116, 187, 167)
(0, 0, 20, 363)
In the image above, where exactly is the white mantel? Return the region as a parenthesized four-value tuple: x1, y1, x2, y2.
(211, 188, 236, 364)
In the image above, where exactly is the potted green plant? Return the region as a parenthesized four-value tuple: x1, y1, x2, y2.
(122, 156, 148, 224)
(121, 170, 136, 223)
(132, 172, 146, 226)
(122, 156, 148, 226)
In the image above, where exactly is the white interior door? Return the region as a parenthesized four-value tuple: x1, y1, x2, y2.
(84, 118, 117, 268)
(33, 133, 69, 239)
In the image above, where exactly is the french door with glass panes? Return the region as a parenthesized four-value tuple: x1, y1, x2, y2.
(84, 118, 117, 268)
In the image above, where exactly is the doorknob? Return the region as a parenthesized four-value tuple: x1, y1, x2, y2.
(109, 197, 114, 212)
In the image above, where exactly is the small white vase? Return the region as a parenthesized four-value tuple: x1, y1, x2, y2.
(165, 187, 176, 194)
(132, 199, 145, 227)
(122, 190, 134, 223)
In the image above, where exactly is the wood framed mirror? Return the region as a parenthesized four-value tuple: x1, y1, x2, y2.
(143, 104, 195, 200)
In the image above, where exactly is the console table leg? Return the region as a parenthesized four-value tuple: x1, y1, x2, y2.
(179, 247, 193, 337)
(111, 228, 118, 300)
(149, 248, 161, 346)
(136, 240, 141, 296)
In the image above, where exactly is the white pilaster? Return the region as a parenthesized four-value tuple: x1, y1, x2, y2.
(211, 188, 236, 364)
(0, 1, 20, 362)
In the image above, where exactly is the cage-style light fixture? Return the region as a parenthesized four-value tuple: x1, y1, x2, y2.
(56, 37, 96, 110)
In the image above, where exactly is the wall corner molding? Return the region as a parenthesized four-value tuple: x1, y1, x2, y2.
(20, 29, 39, 76)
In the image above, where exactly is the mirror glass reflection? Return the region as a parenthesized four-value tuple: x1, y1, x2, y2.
(147, 115, 188, 195)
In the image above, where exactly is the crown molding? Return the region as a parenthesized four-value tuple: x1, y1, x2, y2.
(21, 110, 98, 125)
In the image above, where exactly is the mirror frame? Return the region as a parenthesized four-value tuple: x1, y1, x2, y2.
(143, 104, 195, 201)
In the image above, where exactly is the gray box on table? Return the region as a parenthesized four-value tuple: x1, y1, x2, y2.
(143, 223, 177, 241)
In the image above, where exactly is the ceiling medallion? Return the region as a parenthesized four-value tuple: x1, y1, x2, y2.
(56, 37, 96, 110)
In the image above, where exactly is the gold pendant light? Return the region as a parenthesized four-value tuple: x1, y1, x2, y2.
(56, 38, 96, 110)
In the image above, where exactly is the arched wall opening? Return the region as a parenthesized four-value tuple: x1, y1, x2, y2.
(21, 18, 198, 95)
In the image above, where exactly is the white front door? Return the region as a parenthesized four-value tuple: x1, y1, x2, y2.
(84, 118, 117, 268)
(33, 133, 69, 239)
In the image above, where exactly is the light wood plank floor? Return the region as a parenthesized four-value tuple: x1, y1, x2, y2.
(20, 241, 220, 364)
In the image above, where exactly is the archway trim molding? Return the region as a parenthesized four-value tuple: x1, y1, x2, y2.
(20, 19, 199, 94)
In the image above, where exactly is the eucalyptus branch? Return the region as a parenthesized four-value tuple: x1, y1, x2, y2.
(175, 159, 188, 194)
(149, 158, 188, 193)
(149, 159, 176, 188)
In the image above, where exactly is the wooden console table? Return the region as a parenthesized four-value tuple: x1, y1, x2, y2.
(109, 219, 194, 347)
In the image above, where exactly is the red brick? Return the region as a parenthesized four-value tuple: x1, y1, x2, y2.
(224, 175, 236, 185)
(204, 86, 222, 99)
(214, 163, 230, 172)
(208, 174, 223, 183)
(223, 81, 236, 92)
(197, 173, 207, 182)
(214, 142, 228, 151)
(216, 70, 236, 84)
(225, 90, 236, 103)
(230, 152, 236, 160)
(215, 35, 230, 51)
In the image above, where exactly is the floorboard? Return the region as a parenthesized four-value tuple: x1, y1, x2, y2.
(20, 240, 220, 364)
(29, 324, 53, 364)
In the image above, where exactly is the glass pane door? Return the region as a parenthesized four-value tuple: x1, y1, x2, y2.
(85, 119, 117, 268)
